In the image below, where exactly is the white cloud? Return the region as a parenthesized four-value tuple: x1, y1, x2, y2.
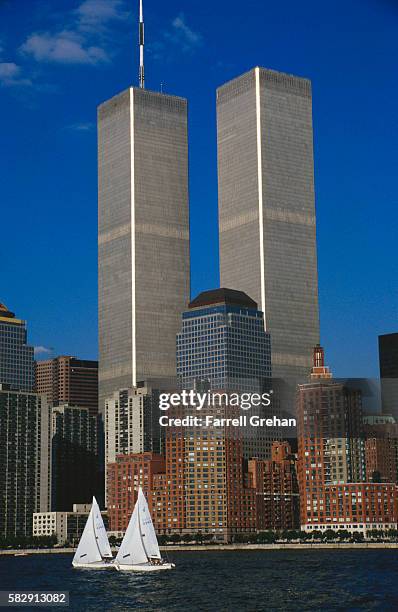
(150, 14, 203, 61)
(0, 62, 32, 87)
(20, 0, 129, 66)
(170, 15, 202, 50)
(67, 121, 95, 131)
(21, 31, 109, 65)
(34, 346, 53, 356)
(76, 0, 128, 31)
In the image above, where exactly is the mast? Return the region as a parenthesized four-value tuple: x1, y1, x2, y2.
(91, 498, 103, 559)
(139, 0, 145, 88)
(136, 488, 149, 562)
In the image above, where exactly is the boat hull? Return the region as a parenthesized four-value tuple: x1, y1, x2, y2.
(115, 562, 175, 572)
(72, 561, 115, 570)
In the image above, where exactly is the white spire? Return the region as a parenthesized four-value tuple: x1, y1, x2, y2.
(139, 0, 145, 88)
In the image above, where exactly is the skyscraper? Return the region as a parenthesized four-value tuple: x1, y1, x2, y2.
(35, 356, 99, 417)
(51, 404, 100, 511)
(217, 67, 320, 408)
(177, 288, 271, 392)
(177, 288, 277, 459)
(0, 385, 51, 537)
(0, 302, 34, 392)
(98, 87, 190, 413)
(104, 385, 163, 466)
(379, 333, 398, 418)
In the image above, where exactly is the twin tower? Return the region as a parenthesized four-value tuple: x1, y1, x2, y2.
(98, 67, 320, 411)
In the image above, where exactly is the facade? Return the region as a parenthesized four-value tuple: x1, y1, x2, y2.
(98, 87, 190, 414)
(104, 385, 163, 468)
(107, 452, 166, 535)
(363, 415, 398, 484)
(0, 302, 34, 392)
(0, 385, 51, 537)
(248, 441, 300, 531)
(379, 333, 398, 418)
(177, 288, 271, 392)
(217, 67, 320, 414)
(300, 483, 398, 534)
(33, 504, 108, 545)
(51, 405, 100, 511)
(107, 405, 258, 541)
(35, 356, 99, 417)
(296, 348, 398, 532)
(177, 288, 277, 460)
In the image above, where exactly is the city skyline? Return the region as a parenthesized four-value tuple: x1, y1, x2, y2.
(1, 0, 398, 378)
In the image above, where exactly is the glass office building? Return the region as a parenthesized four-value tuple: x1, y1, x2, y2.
(177, 288, 271, 392)
(0, 302, 34, 392)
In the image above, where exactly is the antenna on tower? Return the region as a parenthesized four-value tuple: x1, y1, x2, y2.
(139, 0, 145, 88)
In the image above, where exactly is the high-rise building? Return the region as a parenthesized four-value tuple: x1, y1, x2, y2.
(0, 302, 34, 391)
(217, 67, 320, 411)
(177, 288, 271, 392)
(379, 333, 398, 418)
(35, 356, 99, 417)
(98, 87, 190, 413)
(177, 288, 276, 459)
(294, 348, 398, 533)
(363, 415, 398, 484)
(297, 352, 365, 494)
(105, 385, 163, 466)
(51, 404, 100, 511)
(248, 441, 300, 531)
(0, 385, 51, 537)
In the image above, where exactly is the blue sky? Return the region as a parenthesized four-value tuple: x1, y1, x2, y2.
(0, 0, 397, 377)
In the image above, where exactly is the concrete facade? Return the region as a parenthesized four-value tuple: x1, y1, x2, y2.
(217, 67, 320, 412)
(98, 87, 190, 414)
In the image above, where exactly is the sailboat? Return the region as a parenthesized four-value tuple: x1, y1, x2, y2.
(72, 496, 114, 569)
(114, 487, 175, 572)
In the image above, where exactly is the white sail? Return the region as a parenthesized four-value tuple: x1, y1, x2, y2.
(72, 503, 102, 565)
(138, 488, 161, 559)
(92, 497, 112, 559)
(115, 499, 148, 566)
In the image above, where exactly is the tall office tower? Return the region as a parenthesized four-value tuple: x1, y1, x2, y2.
(0, 385, 51, 537)
(379, 333, 398, 418)
(51, 404, 100, 511)
(0, 302, 34, 391)
(35, 356, 99, 417)
(177, 288, 271, 392)
(217, 67, 320, 412)
(177, 288, 275, 459)
(104, 385, 163, 467)
(98, 87, 190, 414)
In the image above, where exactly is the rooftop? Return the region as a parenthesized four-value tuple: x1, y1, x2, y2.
(0, 302, 15, 318)
(188, 288, 257, 310)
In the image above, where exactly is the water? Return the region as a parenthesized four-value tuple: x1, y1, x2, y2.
(1, 550, 398, 611)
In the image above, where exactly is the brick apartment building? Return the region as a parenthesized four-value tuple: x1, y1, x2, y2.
(297, 347, 398, 533)
(36, 356, 98, 417)
(363, 415, 398, 484)
(107, 404, 258, 541)
(248, 441, 300, 531)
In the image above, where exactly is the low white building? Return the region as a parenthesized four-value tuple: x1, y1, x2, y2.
(33, 504, 106, 545)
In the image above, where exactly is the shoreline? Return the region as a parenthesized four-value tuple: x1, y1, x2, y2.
(1, 542, 398, 556)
